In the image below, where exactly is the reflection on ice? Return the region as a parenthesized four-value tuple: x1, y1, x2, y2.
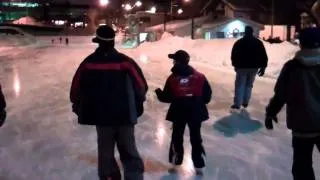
(156, 122, 166, 147)
(13, 66, 21, 98)
(139, 54, 149, 64)
(182, 151, 195, 175)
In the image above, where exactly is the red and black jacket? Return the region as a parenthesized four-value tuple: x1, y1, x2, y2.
(0, 84, 6, 111)
(156, 65, 212, 122)
(70, 48, 148, 126)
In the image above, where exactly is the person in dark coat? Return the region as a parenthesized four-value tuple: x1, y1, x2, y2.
(265, 27, 320, 180)
(0, 83, 6, 127)
(231, 26, 268, 110)
(65, 37, 69, 46)
(70, 25, 148, 180)
(155, 50, 212, 174)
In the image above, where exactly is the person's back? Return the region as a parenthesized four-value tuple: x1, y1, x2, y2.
(266, 27, 320, 180)
(282, 56, 320, 132)
(231, 31, 268, 68)
(70, 25, 147, 180)
(160, 64, 211, 121)
(76, 48, 146, 126)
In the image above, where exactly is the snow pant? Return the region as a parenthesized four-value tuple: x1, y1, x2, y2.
(233, 68, 258, 107)
(292, 136, 320, 180)
(96, 126, 144, 180)
(169, 120, 206, 168)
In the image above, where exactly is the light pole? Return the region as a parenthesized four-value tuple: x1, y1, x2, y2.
(100, 0, 109, 6)
(99, 0, 109, 25)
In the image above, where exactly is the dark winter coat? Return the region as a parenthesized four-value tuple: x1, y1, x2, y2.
(0, 84, 6, 111)
(156, 65, 212, 122)
(231, 36, 268, 68)
(70, 48, 148, 126)
(266, 48, 320, 134)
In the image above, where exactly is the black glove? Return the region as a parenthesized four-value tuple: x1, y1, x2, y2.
(265, 116, 278, 130)
(0, 109, 7, 127)
(258, 68, 266, 77)
(155, 88, 162, 96)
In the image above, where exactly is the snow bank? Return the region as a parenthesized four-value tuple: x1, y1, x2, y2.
(137, 36, 299, 78)
(13, 16, 42, 26)
(0, 35, 35, 47)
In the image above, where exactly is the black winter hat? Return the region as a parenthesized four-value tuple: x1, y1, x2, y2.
(299, 27, 320, 49)
(168, 50, 190, 64)
(92, 25, 115, 44)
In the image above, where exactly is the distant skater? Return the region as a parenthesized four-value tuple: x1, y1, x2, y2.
(65, 38, 69, 46)
(230, 26, 268, 111)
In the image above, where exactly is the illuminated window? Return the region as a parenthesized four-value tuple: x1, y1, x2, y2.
(1, 2, 39, 8)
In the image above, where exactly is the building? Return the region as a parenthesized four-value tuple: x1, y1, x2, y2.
(145, 15, 210, 39)
(0, 1, 92, 27)
(0, 1, 43, 23)
(201, 17, 264, 39)
(202, 0, 270, 23)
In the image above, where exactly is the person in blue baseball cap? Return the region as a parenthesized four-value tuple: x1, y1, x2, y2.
(265, 27, 320, 180)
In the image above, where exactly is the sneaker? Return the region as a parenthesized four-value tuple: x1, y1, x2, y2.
(231, 104, 240, 110)
(230, 105, 240, 112)
(242, 104, 248, 108)
(195, 168, 204, 175)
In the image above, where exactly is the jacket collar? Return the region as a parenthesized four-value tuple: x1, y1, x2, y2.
(95, 47, 118, 56)
(295, 48, 320, 67)
(171, 65, 194, 77)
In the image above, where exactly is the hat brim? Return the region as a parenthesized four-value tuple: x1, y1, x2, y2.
(168, 54, 175, 59)
(92, 36, 115, 44)
(92, 37, 99, 44)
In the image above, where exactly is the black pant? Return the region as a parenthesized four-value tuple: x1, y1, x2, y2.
(169, 120, 206, 168)
(96, 126, 144, 180)
(292, 136, 320, 180)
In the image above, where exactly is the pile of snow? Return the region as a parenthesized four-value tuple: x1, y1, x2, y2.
(13, 16, 42, 26)
(0, 35, 35, 47)
(137, 36, 299, 78)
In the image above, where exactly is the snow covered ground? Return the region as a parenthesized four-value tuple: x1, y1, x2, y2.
(0, 35, 319, 180)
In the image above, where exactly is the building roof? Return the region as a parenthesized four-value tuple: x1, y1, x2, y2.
(222, 0, 257, 11)
(202, 17, 265, 30)
(145, 15, 211, 32)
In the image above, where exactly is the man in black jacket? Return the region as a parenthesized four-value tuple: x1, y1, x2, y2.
(231, 26, 268, 110)
(70, 25, 148, 180)
(0, 83, 6, 127)
(265, 27, 320, 180)
(155, 50, 212, 174)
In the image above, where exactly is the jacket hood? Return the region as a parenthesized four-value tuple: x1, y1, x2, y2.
(171, 65, 194, 77)
(295, 48, 320, 67)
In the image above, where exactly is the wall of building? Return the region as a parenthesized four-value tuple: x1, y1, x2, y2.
(204, 20, 260, 39)
(259, 25, 296, 41)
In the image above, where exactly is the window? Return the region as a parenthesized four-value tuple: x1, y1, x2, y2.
(216, 32, 225, 38)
